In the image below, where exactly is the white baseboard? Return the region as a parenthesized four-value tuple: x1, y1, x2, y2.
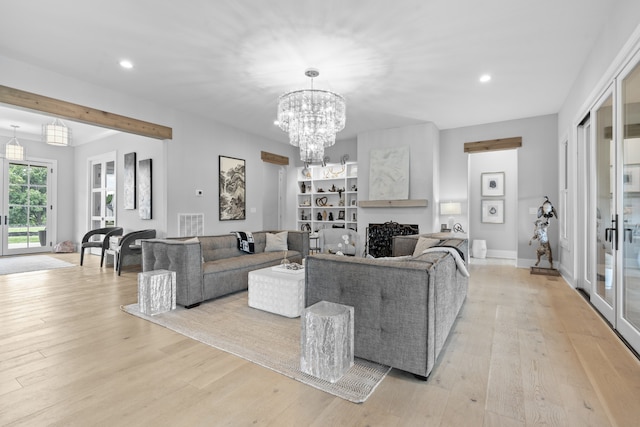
(486, 250, 516, 259)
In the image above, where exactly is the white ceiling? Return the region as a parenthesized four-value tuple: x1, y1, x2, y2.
(0, 0, 620, 144)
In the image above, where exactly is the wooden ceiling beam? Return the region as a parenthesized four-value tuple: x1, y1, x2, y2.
(0, 85, 172, 140)
(464, 136, 522, 153)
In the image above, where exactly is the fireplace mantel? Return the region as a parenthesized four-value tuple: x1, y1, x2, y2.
(358, 199, 428, 208)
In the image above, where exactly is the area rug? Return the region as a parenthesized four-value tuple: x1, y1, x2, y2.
(122, 292, 391, 403)
(0, 255, 76, 275)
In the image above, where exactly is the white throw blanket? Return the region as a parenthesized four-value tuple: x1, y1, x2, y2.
(421, 247, 470, 277)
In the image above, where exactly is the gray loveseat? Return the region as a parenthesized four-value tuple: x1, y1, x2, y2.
(142, 231, 309, 308)
(305, 235, 468, 378)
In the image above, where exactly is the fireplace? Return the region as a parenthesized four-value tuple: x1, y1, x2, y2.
(366, 222, 419, 257)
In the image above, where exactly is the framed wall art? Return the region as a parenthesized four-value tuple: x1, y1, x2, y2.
(623, 165, 640, 192)
(138, 158, 152, 220)
(481, 172, 505, 196)
(219, 155, 246, 221)
(481, 199, 504, 223)
(123, 152, 136, 209)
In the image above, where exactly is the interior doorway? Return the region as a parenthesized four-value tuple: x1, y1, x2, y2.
(467, 149, 518, 263)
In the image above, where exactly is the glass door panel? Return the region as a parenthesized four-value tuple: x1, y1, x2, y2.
(620, 56, 640, 352)
(593, 91, 616, 324)
(3, 161, 52, 255)
(88, 154, 116, 254)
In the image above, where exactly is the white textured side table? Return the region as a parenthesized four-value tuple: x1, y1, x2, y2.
(248, 266, 305, 318)
(138, 269, 176, 315)
(301, 301, 354, 383)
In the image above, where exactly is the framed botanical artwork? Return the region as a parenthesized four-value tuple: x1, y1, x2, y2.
(481, 172, 505, 196)
(219, 155, 246, 221)
(482, 199, 504, 223)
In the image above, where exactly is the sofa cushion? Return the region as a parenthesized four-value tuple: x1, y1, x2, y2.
(234, 231, 255, 253)
(265, 231, 288, 252)
(412, 237, 440, 256)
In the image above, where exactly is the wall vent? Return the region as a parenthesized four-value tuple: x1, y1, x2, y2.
(178, 213, 204, 237)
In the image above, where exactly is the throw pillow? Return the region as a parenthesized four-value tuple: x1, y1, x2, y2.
(265, 231, 288, 252)
(234, 231, 255, 253)
(413, 237, 440, 256)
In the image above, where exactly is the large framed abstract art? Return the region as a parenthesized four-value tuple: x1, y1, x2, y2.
(138, 158, 152, 220)
(123, 152, 136, 209)
(219, 155, 246, 221)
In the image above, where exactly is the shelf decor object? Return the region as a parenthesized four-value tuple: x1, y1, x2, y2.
(276, 68, 346, 163)
(296, 162, 358, 232)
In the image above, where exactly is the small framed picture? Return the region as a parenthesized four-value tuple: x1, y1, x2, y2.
(482, 199, 504, 223)
(350, 198, 357, 206)
(338, 210, 345, 220)
(481, 172, 505, 196)
(440, 224, 451, 232)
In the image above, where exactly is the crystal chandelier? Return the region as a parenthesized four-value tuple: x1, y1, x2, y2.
(43, 118, 71, 146)
(5, 125, 25, 161)
(276, 69, 346, 163)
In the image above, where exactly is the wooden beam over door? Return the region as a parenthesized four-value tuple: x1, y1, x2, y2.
(0, 85, 172, 140)
(261, 151, 289, 165)
(464, 136, 522, 153)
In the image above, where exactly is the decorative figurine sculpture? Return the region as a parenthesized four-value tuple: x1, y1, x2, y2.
(529, 219, 553, 268)
(530, 196, 557, 269)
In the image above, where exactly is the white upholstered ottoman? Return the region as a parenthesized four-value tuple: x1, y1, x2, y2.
(248, 266, 305, 318)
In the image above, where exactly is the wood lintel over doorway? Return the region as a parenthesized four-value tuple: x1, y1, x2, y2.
(464, 136, 522, 153)
(260, 151, 289, 165)
(0, 85, 172, 140)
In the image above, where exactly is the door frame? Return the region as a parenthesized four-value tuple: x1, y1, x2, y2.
(1, 157, 57, 256)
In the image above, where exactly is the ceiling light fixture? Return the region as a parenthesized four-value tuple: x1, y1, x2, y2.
(43, 118, 71, 146)
(276, 68, 346, 163)
(479, 74, 492, 83)
(119, 59, 134, 69)
(5, 125, 25, 161)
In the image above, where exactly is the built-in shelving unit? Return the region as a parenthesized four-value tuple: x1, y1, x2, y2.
(297, 162, 358, 232)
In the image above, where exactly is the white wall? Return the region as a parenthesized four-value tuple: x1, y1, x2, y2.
(356, 123, 438, 253)
(440, 114, 558, 267)
(1, 54, 300, 245)
(73, 132, 166, 244)
(558, 1, 640, 282)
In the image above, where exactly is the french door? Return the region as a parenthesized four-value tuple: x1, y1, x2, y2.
(588, 51, 640, 353)
(1, 158, 54, 255)
(88, 153, 116, 242)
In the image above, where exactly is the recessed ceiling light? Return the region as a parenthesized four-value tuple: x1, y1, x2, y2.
(119, 60, 134, 69)
(479, 74, 491, 83)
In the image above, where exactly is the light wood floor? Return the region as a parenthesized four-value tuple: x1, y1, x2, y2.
(1, 254, 640, 426)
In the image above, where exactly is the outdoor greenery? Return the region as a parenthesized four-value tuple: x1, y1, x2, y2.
(9, 164, 47, 228)
(7, 164, 48, 246)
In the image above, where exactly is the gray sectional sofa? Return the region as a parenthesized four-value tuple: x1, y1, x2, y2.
(305, 235, 468, 378)
(142, 231, 309, 308)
